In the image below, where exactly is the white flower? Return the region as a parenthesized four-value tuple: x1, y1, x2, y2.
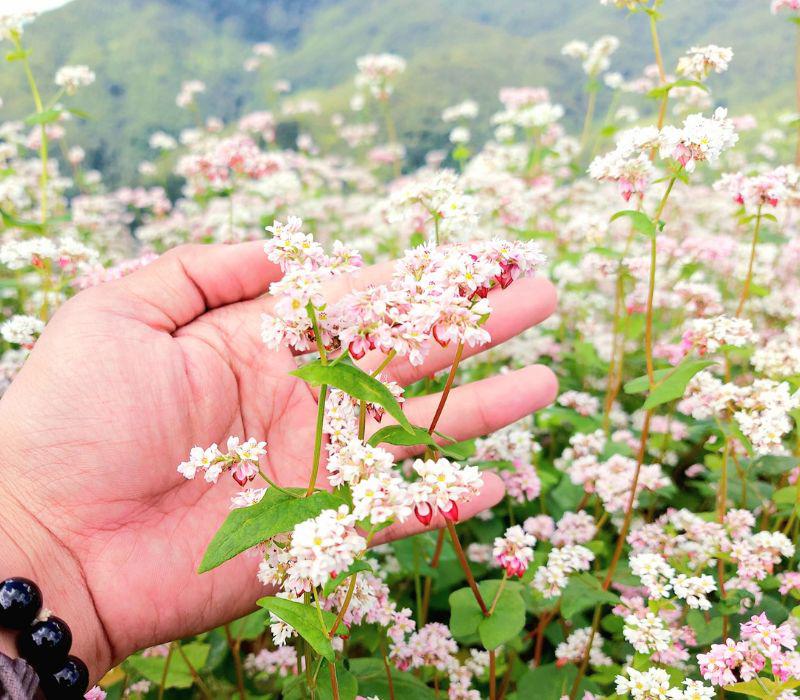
(1, 315, 44, 346)
(54, 65, 95, 94)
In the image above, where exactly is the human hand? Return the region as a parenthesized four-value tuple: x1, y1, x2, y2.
(0, 241, 556, 680)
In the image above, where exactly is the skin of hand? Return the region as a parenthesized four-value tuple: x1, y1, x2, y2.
(0, 241, 557, 681)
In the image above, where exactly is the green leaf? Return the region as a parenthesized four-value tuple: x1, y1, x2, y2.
(257, 596, 336, 661)
(318, 661, 358, 700)
(368, 424, 471, 460)
(349, 658, 437, 699)
(561, 574, 619, 620)
(228, 608, 268, 641)
(517, 663, 599, 700)
(322, 560, 373, 597)
(610, 210, 656, 238)
(25, 108, 63, 126)
(449, 580, 526, 650)
(292, 361, 414, 433)
(126, 642, 209, 689)
(724, 679, 773, 699)
(5, 49, 29, 62)
(0, 207, 45, 233)
(199, 488, 342, 573)
(642, 360, 715, 409)
(773, 486, 798, 505)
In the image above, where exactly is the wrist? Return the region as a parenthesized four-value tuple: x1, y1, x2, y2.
(0, 489, 113, 682)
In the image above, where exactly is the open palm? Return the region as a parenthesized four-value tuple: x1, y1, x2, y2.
(0, 241, 557, 680)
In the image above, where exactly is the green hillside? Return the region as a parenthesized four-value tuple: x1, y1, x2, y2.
(0, 0, 795, 182)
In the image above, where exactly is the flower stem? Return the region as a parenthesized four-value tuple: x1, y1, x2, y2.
(717, 436, 730, 637)
(488, 572, 508, 616)
(157, 642, 175, 700)
(329, 574, 358, 636)
(224, 624, 247, 700)
(307, 384, 328, 497)
(644, 176, 678, 384)
(735, 205, 763, 318)
(428, 341, 465, 435)
(420, 528, 445, 625)
(175, 642, 213, 699)
(381, 643, 397, 700)
(578, 84, 598, 157)
(795, 22, 800, 165)
(328, 661, 340, 700)
(489, 649, 497, 700)
(13, 34, 49, 225)
(568, 604, 602, 700)
(259, 469, 300, 498)
(445, 519, 489, 615)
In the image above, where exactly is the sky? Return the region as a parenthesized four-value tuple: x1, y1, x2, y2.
(1, 0, 73, 11)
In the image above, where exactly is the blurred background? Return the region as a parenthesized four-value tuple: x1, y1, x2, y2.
(2, 0, 794, 184)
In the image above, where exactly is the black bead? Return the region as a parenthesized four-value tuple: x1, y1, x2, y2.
(39, 655, 89, 699)
(0, 577, 42, 630)
(17, 616, 73, 671)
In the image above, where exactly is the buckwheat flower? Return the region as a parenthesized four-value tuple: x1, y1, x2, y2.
(355, 53, 406, 100)
(84, 687, 106, 700)
(149, 131, 177, 151)
(492, 525, 536, 577)
(752, 325, 800, 379)
(558, 390, 600, 417)
(600, 0, 648, 9)
(351, 472, 413, 524)
(442, 100, 479, 122)
(326, 437, 396, 486)
(408, 458, 483, 525)
(289, 505, 366, 588)
(698, 639, 750, 686)
(0, 12, 37, 40)
(449, 126, 471, 144)
(230, 487, 267, 510)
(0, 315, 45, 347)
(54, 65, 95, 94)
(263, 216, 328, 270)
(681, 315, 756, 355)
(741, 612, 797, 656)
(177, 436, 266, 485)
(523, 514, 555, 540)
(677, 46, 733, 81)
(0, 237, 58, 270)
(716, 169, 787, 207)
(658, 108, 738, 172)
(176, 79, 206, 108)
(532, 545, 595, 597)
(588, 150, 655, 201)
(672, 573, 716, 610)
(773, 0, 800, 13)
(615, 667, 672, 700)
(623, 612, 672, 654)
(778, 571, 800, 595)
(500, 462, 541, 503)
(552, 511, 597, 547)
(555, 627, 612, 667)
(630, 552, 675, 598)
(244, 647, 297, 677)
(668, 679, 715, 700)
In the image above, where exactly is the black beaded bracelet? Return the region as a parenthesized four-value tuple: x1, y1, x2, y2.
(0, 577, 89, 699)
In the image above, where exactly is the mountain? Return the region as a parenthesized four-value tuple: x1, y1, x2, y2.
(0, 0, 795, 183)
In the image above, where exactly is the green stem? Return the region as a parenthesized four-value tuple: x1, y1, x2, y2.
(259, 469, 301, 497)
(14, 34, 49, 225)
(157, 643, 175, 700)
(644, 176, 678, 384)
(735, 205, 763, 317)
(307, 384, 328, 497)
(578, 84, 598, 157)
